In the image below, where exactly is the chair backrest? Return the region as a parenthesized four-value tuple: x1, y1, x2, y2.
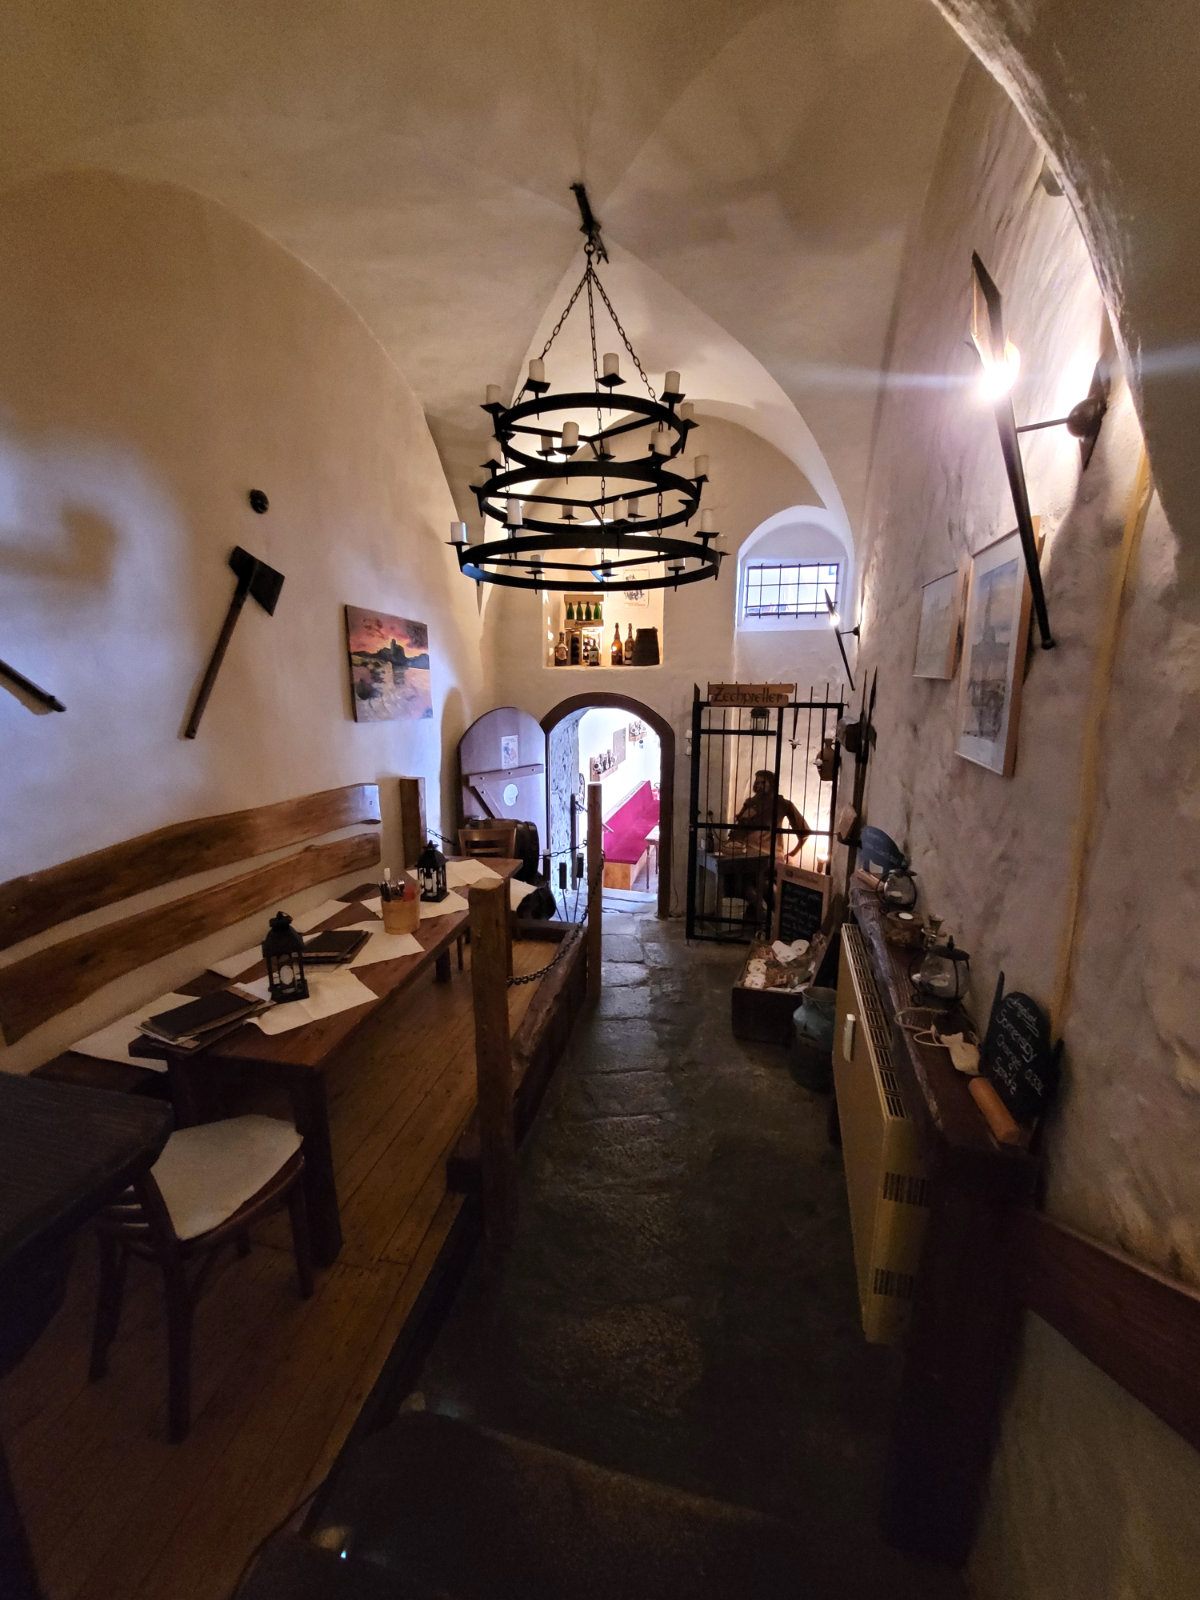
(458, 823, 518, 859)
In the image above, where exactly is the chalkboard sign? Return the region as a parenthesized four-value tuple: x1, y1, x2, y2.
(774, 866, 829, 945)
(980, 973, 1061, 1121)
(858, 826, 907, 878)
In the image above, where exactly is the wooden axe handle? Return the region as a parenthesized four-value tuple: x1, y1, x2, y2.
(184, 584, 250, 739)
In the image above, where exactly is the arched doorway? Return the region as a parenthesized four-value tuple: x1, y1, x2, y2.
(542, 693, 674, 920)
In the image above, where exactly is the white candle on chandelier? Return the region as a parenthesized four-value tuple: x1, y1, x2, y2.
(693, 454, 709, 478)
(651, 428, 670, 456)
(506, 498, 523, 527)
(485, 384, 503, 406)
(665, 370, 681, 394)
(603, 352, 620, 378)
(561, 420, 579, 449)
(700, 509, 715, 534)
(529, 358, 545, 383)
(679, 402, 695, 423)
(626, 497, 641, 519)
(540, 433, 554, 454)
(450, 520, 468, 545)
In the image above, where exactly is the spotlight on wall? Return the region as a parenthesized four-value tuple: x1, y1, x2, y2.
(824, 589, 858, 692)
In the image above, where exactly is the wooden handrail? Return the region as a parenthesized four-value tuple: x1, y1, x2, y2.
(468, 879, 518, 1256)
(0, 784, 381, 953)
(1011, 1210, 1200, 1455)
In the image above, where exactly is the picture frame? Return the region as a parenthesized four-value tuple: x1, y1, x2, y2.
(623, 588, 650, 608)
(955, 526, 1036, 777)
(500, 734, 519, 768)
(345, 607, 432, 723)
(913, 567, 966, 679)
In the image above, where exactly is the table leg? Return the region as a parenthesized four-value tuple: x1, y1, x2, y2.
(434, 949, 452, 983)
(289, 1073, 342, 1267)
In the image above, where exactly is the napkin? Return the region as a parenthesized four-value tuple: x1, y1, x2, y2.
(243, 969, 378, 1035)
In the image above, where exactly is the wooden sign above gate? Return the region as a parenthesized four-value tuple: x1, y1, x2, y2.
(707, 682, 796, 707)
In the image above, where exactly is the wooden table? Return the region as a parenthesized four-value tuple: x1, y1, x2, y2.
(132, 862, 521, 1267)
(0, 1075, 171, 1600)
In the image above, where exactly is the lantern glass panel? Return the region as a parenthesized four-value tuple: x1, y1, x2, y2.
(262, 911, 309, 1003)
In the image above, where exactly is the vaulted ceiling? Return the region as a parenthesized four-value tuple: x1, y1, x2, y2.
(0, 1, 969, 545)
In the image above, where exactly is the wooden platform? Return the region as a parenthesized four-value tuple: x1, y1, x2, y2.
(0, 939, 549, 1600)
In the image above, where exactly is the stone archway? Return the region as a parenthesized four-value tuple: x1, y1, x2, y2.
(541, 692, 675, 920)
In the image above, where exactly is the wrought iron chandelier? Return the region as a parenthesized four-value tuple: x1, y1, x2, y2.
(451, 185, 722, 594)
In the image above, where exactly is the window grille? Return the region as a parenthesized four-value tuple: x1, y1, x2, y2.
(741, 561, 839, 620)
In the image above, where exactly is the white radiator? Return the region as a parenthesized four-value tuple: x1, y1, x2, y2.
(833, 924, 930, 1343)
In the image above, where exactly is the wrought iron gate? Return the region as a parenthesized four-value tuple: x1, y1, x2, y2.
(685, 685, 844, 941)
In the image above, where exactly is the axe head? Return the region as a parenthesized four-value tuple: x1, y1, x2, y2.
(229, 546, 285, 615)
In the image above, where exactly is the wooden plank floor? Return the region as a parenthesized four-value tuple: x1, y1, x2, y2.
(1, 939, 548, 1600)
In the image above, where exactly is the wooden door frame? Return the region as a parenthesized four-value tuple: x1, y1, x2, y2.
(541, 693, 674, 920)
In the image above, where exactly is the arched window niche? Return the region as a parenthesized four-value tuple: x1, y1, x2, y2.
(735, 507, 855, 636)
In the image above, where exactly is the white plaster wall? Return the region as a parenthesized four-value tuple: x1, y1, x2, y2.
(855, 62, 1200, 1597)
(483, 416, 852, 913)
(0, 169, 482, 1072)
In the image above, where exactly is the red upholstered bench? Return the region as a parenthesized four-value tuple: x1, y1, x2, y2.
(601, 780, 659, 891)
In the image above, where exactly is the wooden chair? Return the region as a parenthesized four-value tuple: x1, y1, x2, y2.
(455, 823, 519, 967)
(89, 1114, 313, 1442)
(457, 822, 518, 859)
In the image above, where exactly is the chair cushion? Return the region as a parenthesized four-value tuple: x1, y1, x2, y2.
(151, 1115, 302, 1241)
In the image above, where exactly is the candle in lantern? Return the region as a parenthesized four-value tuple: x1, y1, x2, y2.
(603, 352, 620, 378)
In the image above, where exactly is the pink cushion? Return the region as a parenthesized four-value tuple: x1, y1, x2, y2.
(603, 781, 659, 864)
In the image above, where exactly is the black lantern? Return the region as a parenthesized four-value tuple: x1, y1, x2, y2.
(881, 860, 918, 912)
(416, 840, 448, 903)
(262, 911, 308, 1004)
(913, 934, 970, 1004)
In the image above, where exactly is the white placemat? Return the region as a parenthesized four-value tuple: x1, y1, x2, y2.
(243, 969, 378, 1035)
(341, 922, 423, 966)
(71, 993, 195, 1071)
(445, 859, 501, 887)
(417, 888, 469, 920)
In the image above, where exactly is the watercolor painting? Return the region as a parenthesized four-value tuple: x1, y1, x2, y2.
(955, 531, 1032, 775)
(913, 567, 965, 679)
(345, 606, 432, 722)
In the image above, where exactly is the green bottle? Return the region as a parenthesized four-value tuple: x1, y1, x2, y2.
(584, 601, 592, 622)
(566, 601, 575, 623)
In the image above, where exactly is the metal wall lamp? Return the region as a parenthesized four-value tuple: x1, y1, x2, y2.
(824, 589, 859, 691)
(970, 252, 1109, 651)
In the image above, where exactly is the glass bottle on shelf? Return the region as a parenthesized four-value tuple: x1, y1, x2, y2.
(611, 624, 623, 666)
(588, 635, 600, 665)
(584, 600, 593, 622)
(595, 598, 603, 624)
(566, 600, 575, 623)
(554, 631, 569, 666)
(624, 624, 634, 664)
(569, 629, 581, 666)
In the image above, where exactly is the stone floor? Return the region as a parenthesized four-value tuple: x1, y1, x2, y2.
(413, 907, 964, 1596)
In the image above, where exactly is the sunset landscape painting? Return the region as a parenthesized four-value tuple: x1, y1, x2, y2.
(345, 606, 432, 722)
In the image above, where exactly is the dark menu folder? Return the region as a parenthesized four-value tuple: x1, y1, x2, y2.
(302, 928, 369, 964)
(140, 986, 265, 1045)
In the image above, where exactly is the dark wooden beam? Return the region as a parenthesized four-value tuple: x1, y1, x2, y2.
(0, 832, 381, 1043)
(0, 784, 381, 953)
(1012, 1210, 1200, 1455)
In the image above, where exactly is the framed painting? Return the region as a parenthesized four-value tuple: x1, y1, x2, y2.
(623, 588, 650, 607)
(345, 606, 432, 722)
(955, 529, 1034, 776)
(913, 566, 965, 679)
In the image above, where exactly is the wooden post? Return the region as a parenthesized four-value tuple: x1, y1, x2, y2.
(587, 781, 603, 1000)
(468, 879, 518, 1254)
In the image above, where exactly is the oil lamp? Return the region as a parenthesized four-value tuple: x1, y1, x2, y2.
(913, 931, 970, 1004)
(262, 911, 308, 1004)
(416, 840, 448, 903)
(881, 859, 918, 912)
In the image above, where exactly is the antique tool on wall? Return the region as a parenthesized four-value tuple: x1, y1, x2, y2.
(0, 657, 65, 713)
(184, 546, 285, 739)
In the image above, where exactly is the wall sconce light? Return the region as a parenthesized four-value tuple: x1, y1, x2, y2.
(970, 253, 1109, 651)
(824, 589, 859, 691)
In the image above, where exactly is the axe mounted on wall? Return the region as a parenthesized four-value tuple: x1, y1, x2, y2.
(184, 546, 284, 738)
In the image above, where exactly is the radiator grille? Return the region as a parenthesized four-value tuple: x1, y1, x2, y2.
(882, 1170, 930, 1208)
(872, 1267, 916, 1300)
(842, 926, 908, 1121)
